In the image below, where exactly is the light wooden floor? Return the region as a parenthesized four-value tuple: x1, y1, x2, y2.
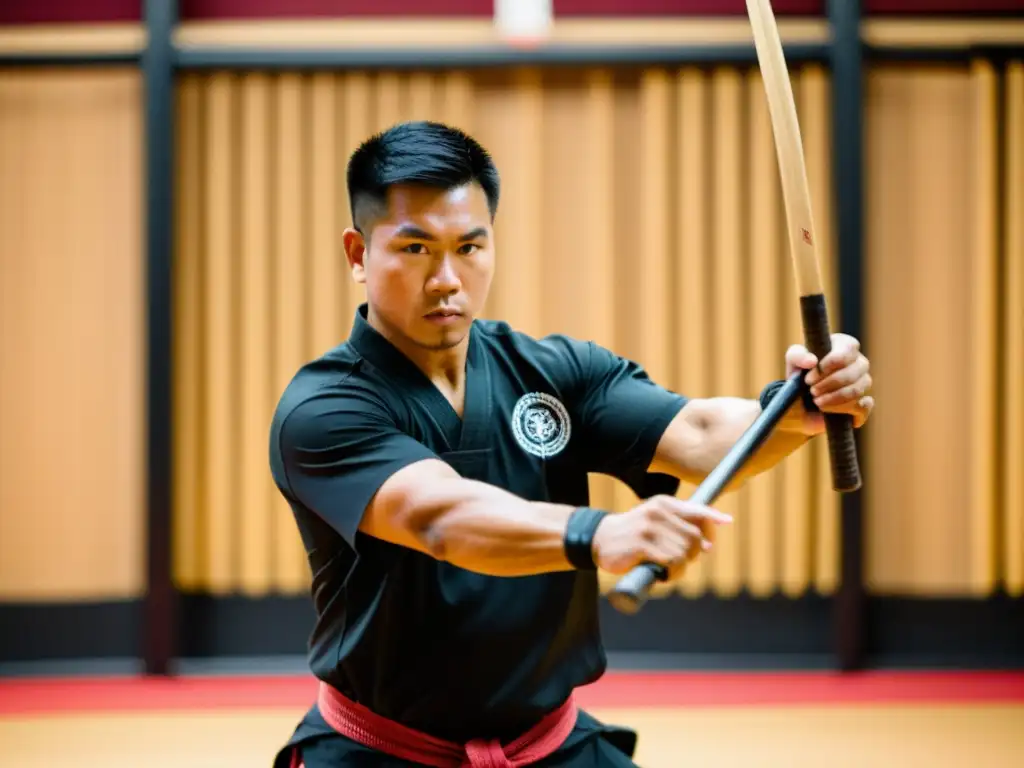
(2, 704, 1023, 768)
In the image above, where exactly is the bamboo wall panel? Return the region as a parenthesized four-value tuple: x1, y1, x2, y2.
(1004, 62, 1024, 598)
(675, 70, 715, 599)
(864, 60, 1018, 597)
(0, 68, 144, 600)
(173, 65, 841, 599)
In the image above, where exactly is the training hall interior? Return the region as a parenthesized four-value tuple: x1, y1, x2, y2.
(1, 1, 1023, 766)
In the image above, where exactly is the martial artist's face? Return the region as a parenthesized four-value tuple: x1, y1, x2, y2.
(346, 182, 495, 353)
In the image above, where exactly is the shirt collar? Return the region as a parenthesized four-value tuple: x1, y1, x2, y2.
(348, 303, 477, 384)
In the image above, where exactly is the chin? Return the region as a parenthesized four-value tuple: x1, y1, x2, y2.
(417, 326, 468, 351)
(424, 333, 466, 351)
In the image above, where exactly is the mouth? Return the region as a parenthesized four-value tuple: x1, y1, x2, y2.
(424, 308, 464, 325)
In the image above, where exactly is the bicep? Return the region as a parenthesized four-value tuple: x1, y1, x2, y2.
(358, 457, 464, 553)
(648, 402, 709, 485)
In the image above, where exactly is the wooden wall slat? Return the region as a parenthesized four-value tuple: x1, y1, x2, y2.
(676, 69, 713, 597)
(273, 74, 313, 593)
(238, 72, 274, 596)
(173, 75, 205, 592)
(1004, 61, 1024, 598)
(969, 60, 1000, 596)
(486, 69, 545, 338)
(339, 73, 372, 321)
(746, 68, 783, 598)
(202, 72, 238, 595)
(608, 74, 647, 521)
(407, 72, 436, 122)
(440, 71, 474, 133)
(865, 65, 977, 595)
(0, 70, 145, 601)
(637, 69, 674, 389)
(710, 68, 747, 598)
(310, 74, 343, 364)
(374, 72, 405, 133)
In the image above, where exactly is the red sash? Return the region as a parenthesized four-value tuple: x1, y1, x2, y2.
(299, 682, 578, 768)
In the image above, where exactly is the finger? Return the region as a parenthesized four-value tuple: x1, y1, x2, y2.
(640, 511, 691, 550)
(853, 395, 874, 428)
(815, 343, 862, 380)
(814, 335, 861, 375)
(643, 539, 690, 572)
(678, 522, 713, 561)
(647, 515, 712, 564)
(657, 512, 712, 543)
(697, 518, 718, 546)
(809, 357, 870, 398)
(665, 499, 734, 525)
(815, 375, 873, 410)
(785, 344, 819, 378)
(676, 520, 710, 545)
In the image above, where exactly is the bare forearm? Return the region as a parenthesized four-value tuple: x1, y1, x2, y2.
(653, 397, 810, 490)
(397, 477, 579, 577)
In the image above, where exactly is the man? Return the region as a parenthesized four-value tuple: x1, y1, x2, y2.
(269, 121, 873, 768)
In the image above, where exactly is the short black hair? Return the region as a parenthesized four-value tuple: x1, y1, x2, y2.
(346, 120, 501, 235)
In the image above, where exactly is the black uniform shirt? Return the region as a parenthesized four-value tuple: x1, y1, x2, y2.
(269, 305, 688, 748)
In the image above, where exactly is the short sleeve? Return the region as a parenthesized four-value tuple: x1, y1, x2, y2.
(573, 342, 689, 497)
(272, 388, 439, 549)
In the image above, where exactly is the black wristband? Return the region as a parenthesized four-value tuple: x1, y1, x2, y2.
(758, 379, 787, 411)
(563, 507, 608, 570)
(759, 376, 820, 414)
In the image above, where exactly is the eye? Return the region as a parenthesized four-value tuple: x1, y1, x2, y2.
(401, 243, 429, 255)
(458, 243, 481, 255)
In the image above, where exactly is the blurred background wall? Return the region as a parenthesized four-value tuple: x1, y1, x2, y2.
(0, 0, 1021, 673)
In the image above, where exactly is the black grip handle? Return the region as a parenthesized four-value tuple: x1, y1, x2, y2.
(800, 294, 862, 493)
(607, 372, 807, 614)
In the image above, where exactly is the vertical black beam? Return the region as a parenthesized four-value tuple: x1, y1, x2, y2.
(143, 0, 179, 676)
(829, 0, 867, 672)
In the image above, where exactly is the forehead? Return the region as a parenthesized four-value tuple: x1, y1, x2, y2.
(378, 183, 491, 235)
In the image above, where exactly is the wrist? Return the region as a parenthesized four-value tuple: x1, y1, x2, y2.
(563, 507, 608, 570)
(759, 376, 818, 434)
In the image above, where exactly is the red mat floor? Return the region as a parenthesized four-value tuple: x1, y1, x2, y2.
(2, 670, 1022, 715)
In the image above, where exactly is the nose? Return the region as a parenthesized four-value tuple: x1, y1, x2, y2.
(426, 254, 462, 297)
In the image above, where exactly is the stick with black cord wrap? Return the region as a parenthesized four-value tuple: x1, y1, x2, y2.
(607, 0, 862, 614)
(743, 0, 861, 492)
(606, 372, 807, 615)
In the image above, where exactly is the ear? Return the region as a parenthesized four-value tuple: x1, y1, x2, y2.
(342, 228, 367, 284)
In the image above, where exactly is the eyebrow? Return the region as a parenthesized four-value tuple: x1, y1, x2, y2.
(392, 225, 489, 242)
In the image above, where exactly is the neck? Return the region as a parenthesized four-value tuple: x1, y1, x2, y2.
(366, 306, 469, 391)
